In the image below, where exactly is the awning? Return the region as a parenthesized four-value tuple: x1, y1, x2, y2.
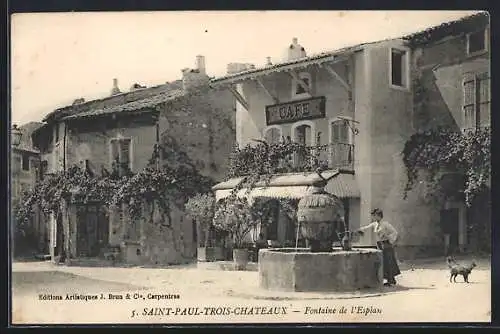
(324, 172, 361, 198)
(213, 170, 360, 201)
(215, 186, 317, 201)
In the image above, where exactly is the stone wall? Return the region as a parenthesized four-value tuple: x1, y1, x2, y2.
(411, 27, 490, 131)
(139, 201, 196, 265)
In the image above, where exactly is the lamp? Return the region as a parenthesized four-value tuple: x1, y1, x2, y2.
(11, 124, 22, 147)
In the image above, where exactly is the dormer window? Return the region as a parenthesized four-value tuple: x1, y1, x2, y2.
(467, 28, 488, 56)
(293, 72, 312, 99)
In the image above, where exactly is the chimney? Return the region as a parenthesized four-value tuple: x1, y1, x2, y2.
(182, 56, 209, 91)
(111, 78, 121, 96)
(266, 57, 273, 65)
(196, 55, 206, 75)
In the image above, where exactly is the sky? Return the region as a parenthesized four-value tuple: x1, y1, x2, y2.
(11, 10, 480, 125)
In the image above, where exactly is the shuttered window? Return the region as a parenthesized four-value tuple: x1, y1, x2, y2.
(264, 127, 281, 144)
(463, 72, 490, 130)
(110, 138, 132, 175)
(331, 120, 350, 144)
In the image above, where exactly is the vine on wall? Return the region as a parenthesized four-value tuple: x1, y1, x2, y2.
(15, 138, 214, 238)
(402, 126, 490, 206)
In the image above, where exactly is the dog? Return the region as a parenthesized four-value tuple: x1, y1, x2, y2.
(447, 256, 477, 283)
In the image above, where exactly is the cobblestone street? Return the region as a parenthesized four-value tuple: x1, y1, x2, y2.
(11, 257, 491, 324)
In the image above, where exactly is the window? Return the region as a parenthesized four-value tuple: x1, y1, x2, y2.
(467, 29, 487, 55)
(329, 119, 354, 169)
(110, 138, 132, 175)
(264, 127, 282, 144)
(463, 72, 490, 130)
(294, 124, 312, 146)
(330, 120, 350, 144)
(293, 72, 312, 98)
(22, 154, 30, 171)
(390, 48, 408, 88)
(292, 122, 314, 168)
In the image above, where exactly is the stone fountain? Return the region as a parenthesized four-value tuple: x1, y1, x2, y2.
(258, 172, 383, 292)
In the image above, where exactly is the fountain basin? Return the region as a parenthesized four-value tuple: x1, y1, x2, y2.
(259, 247, 383, 292)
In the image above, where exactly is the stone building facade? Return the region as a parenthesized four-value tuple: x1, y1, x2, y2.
(32, 56, 236, 265)
(211, 12, 490, 259)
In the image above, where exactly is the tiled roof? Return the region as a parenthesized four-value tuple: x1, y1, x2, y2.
(62, 89, 185, 120)
(43, 80, 183, 122)
(402, 12, 489, 44)
(210, 12, 486, 85)
(209, 42, 373, 85)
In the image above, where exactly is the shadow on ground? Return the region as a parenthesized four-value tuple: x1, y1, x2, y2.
(12, 271, 147, 296)
(225, 284, 435, 301)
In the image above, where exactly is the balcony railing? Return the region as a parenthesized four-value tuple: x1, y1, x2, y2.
(292, 143, 354, 171)
(228, 142, 354, 177)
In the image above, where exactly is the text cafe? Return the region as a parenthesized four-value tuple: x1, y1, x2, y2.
(265, 97, 326, 126)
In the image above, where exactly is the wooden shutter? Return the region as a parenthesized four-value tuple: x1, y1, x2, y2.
(110, 139, 119, 163)
(331, 121, 349, 144)
(463, 76, 476, 129)
(265, 128, 280, 144)
(477, 72, 490, 128)
(119, 139, 131, 168)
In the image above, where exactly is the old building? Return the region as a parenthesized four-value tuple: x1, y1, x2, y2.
(32, 55, 236, 265)
(211, 12, 490, 259)
(404, 12, 490, 253)
(11, 122, 46, 255)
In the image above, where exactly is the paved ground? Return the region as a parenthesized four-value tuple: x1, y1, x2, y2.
(11, 256, 491, 324)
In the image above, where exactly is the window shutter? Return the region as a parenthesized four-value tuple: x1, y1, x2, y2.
(478, 72, 490, 128)
(331, 121, 348, 143)
(463, 76, 476, 129)
(339, 123, 349, 143)
(266, 128, 280, 144)
(110, 139, 119, 163)
(120, 139, 131, 166)
(331, 122, 339, 143)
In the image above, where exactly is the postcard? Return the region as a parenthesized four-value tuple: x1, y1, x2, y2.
(10, 10, 491, 325)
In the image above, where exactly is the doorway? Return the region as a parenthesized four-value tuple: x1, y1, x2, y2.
(441, 208, 459, 255)
(55, 214, 65, 259)
(76, 205, 109, 257)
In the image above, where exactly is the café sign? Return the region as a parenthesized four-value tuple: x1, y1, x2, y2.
(265, 96, 326, 125)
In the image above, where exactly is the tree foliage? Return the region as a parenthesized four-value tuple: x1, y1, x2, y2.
(402, 126, 490, 206)
(185, 193, 216, 247)
(212, 196, 256, 249)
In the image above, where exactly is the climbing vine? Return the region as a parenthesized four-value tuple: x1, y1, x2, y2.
(14, 137, 214, 237)
(402, 126, 490, 206)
